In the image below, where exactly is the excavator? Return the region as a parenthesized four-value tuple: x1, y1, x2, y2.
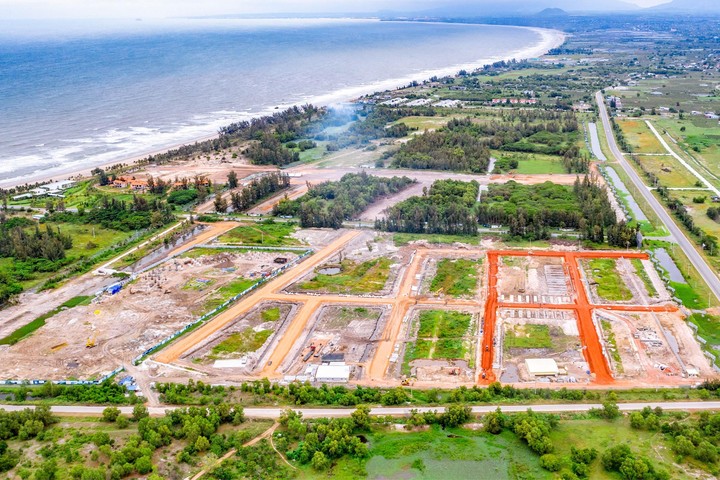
(86, 334, 97, 348)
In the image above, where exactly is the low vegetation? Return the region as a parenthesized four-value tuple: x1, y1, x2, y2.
(429, 258, 480, 297)
(298, 258, 391, 294)
(504, 324, 553, 349)
(218, 220, 299, 246)
(588, 259, 633, 302)
(0, 296, 92, 345)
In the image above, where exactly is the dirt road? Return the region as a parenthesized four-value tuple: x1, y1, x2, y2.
(154, 230, 360, 364)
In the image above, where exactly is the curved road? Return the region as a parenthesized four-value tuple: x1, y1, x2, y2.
(2, 401, 720, 418)
(595, 91, 720, 303)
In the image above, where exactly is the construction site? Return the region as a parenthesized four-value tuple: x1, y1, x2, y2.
(0, 218, 712, 390)
(137, 228, 713, 390)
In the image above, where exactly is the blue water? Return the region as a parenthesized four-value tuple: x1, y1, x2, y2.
(0, 18, 547, 185)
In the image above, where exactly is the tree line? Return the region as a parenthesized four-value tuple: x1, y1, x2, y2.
(214, 172, 291, 213)
(138, 105, 325, 166)
(391, 118, 492, 173)
(272, 172, 415, 229)
(377, 179, 480, 235)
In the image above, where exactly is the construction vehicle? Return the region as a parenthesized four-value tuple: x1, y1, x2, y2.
(86, 335, 96, 348)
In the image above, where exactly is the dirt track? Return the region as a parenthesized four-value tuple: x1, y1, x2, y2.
(152, 238, 693, 389)
(154, 230, 361, 364)
(480, 250, 678, 385)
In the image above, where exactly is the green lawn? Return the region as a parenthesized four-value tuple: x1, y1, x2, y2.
(504, 324, 552, 349)
(217, 221, 299, 246)
(403, 310, 472, 374)
(429, 259, 479, 297)
(492, 151, 568, 175)
(587, 259, 633, 302)
(393, 116, 456, 132)
(298, 258, 392, 294)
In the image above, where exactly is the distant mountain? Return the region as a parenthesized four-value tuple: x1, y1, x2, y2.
(537, 8, 569, 16)
(647, 0, 720, 13)
(410, 0, 638, 16)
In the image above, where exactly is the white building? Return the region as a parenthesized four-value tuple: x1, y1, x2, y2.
(315, 363, 351, 383)
(525, 358, 559, 376)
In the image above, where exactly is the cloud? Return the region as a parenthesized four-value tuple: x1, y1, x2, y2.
(0, 0, 672, 19)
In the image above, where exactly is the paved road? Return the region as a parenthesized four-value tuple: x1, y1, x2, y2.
(3, 401, 720, 419)
(595, 91, 720, 303)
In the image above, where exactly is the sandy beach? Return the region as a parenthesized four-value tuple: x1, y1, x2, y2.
(0, 25, 565, 191)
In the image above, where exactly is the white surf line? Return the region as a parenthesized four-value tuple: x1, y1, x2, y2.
(645, 120, 720, 197)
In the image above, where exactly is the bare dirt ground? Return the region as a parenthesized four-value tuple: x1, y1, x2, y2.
(278, 304, 389, 379)
(0, 221, 238, 342)
(284, 231, 405, 297)
(135, 150, 271, 186)
(180, 301, 299, 372)
(394, 306, 480, 384)
(0, 247, 295, 380)
(498, 310, 589, 384)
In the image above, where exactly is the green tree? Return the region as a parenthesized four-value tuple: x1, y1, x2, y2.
(102, 406, 121, 422)
(135, 456, 153, 475)
(483, 408, 505, 434)
(540, 454, 563, 472)
(195, 436, 210, 452)
(227, 171, 238, 189)
(132, 404, 149, 422)
(351, 405, 371, 430)
(311, 450, 330, 471)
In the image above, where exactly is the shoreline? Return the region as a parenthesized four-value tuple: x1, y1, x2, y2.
(0, 24, 565, 191)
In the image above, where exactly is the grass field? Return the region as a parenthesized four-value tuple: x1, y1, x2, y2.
(616, 119, 666, 154)
(196, 278, 257, 314)
(0, 296, 92, 345)
(394, 116, 456, 132)
(504, 324, 552, 349)
(550, 417, 681, 479)
(403, 310, 472, 374)
(393, 233, 479, 246)
(218, 221, 299, 246)
(429, 259, 479, 297)
(587, 259, 633, 302)
(635, 154, 699, 188)
(298, 258, 392, 294)
(492, 151, 567, 175)
(655, 117, 720, 180)
(209, 327, 272, 358)
(261, 306, 281, 322)
(601, 320, 624, 374)
(361, 426, 551, 480)
(686, 313, 720, 364)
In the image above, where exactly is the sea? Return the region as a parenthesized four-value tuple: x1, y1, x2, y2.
(0, 18, 559, 186)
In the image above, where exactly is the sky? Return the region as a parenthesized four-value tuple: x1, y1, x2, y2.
(0, 0, 673, 19)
